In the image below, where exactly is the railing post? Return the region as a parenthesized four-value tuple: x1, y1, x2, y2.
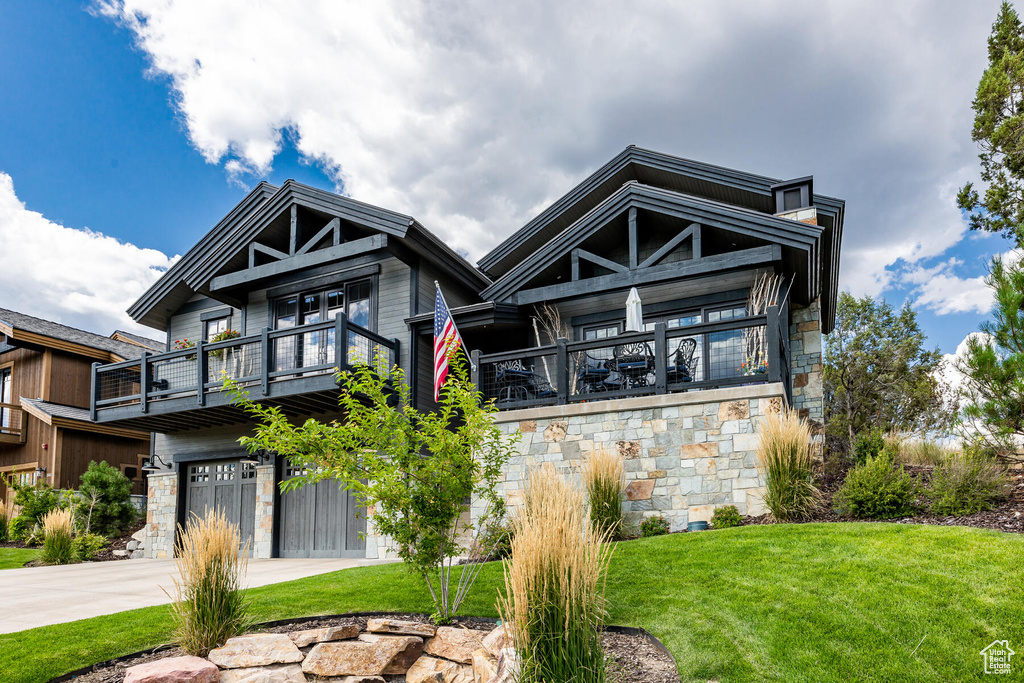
(391, 338, 401, 373)
(471, 350, 481, 394)
(260, 329, 270, 396)
(766, 305, 782, 384)
(197, 341, 208, 406)
(556, 338, 568, 405)
(89, 362, 100, 422)
(334, 313, 348, 376)
(140, 352, 149, 414)
(654, 322, 667, 394)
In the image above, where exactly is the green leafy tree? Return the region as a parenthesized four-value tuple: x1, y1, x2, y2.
(77, 461, 136, 537)
(227, 355, 516, 623)
(824, 293, 944, 442)
(956, 255, 1024, 460)
(957, 2, 1024, 244)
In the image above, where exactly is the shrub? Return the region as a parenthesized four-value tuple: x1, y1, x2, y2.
(0, 507, 7, 543)
(835, 449, 918, 519)
(72, 533, 107, 561)
(711, 505, 743, 529)
(77, 461, 136, 537)
(852, 428, 885, 465)
(8, 515, 31, 543)
(12, 481, 64, 528)
(581, 446, 625, 540)
(499, 464, 610, 683)
(757, 411, 822, 522)
(40, 508, 76, 565)
(169, 509, 250, 656)
(929, 449, 1009, 516)
(640, 516, 670, 537)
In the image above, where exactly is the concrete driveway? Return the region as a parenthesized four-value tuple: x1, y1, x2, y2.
(0, 557, 391, 634)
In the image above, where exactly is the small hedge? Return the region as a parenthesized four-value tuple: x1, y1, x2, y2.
(835, 449, 918, 519)
(711, 505, 742, 529)
(640, 516, 670, 537)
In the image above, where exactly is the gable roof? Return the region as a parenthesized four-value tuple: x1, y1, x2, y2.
(111, 330, 165, 352)
(129, 180, 490, 331)
(479, 145, 845, 278)
(0, 308, 149, 362)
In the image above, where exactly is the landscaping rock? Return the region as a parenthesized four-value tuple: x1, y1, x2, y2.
(338, 677, 385, 683)
(112, 549, 128, 557)
(480, 626, 507, 658)
(208, 634, 304, 669)
(405, 656, 473, 683)
(130, 549, 146, 559)
(470, 649, 497, 683)
(123, 655, 219, 683)
(126, 540, 140, 551)
(356, 634, 424, 673)
(366, 617, 437, 637)
(288, 624, 359, 647)
(132, 527, 147, 544)
(302, 636, 422, 677)
(217, 664, 306, 683)
(490, 648, 520, 683)
(423, 627, 491, 664)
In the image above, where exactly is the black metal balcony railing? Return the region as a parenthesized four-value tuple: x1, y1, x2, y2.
(90, 315, 398, 420)
(471, 305, 790, 410)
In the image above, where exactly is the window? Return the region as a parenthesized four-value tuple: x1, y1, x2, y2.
(273, 279, 374, 371)
(782, 188, 803, 212)
(204, 316, 230, 342)
(0, 366, 10, 430)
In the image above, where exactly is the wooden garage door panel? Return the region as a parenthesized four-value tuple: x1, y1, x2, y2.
(184, 460, 257, 552)
(279, 467, 365, 558)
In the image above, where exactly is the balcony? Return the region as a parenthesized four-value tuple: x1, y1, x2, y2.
(0, 403, 26, 445)
(471, 305, 789, 411)
(90, 317, 399, 432)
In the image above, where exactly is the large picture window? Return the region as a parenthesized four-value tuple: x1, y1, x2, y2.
(272, 279, 373, 371)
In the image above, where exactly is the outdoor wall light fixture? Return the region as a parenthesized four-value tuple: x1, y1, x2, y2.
(34, 465, 46, 481)
(141, 454, 171, 471)
(240, 450, 271, 466)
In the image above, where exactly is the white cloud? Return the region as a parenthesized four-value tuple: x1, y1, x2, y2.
(903, 258, 992, 315)
(97, 0, 997, 293)
(0, 172, 176, 337)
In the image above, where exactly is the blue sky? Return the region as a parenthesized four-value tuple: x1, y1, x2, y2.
(0, 1, 1016, 357)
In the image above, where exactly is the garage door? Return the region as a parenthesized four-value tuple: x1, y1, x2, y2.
(184, 460, 257, 552)
(277, 463, 366, 558)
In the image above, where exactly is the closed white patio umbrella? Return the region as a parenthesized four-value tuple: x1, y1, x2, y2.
(625, 287, 643, 332)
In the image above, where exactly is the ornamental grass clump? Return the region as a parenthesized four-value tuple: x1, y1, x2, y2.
(40, 508, 75, 565)
(757, 411, 822, 522)
(499, 463, 612, 683)
(929, 448, 1009, 516)
(168, 510, 250, 656)
(581, 446, 625, 540)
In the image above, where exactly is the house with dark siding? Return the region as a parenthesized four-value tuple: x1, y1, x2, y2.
(88, 146, 843, 559)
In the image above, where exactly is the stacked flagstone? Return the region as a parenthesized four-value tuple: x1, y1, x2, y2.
(123, 619, 517, 683)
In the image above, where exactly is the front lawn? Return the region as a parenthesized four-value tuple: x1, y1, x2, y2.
(2, 523, 1021, 682)
(0, 547, 40, 570)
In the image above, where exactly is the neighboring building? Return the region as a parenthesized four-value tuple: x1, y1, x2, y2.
(89, 146, 843, 559)
(0, 308, 158, 505)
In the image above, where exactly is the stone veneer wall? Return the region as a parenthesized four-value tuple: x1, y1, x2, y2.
(253, 465, 275, 559)
(487, 384, 787, 532)
(789, 299, 823, 426)
(145, 470, 177, 559)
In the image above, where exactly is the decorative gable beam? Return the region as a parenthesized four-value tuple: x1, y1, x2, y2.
(571, 248, 628, 281)
(638, 223, 701, 269)
(296, 217, 342, 256)
(248, 242, 290, 269)
(628, 207, 638, 269)
(289, 204, 299, 254)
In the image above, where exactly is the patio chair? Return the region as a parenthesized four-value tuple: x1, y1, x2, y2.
(575, 352, 612, 393)
(495, 360, 557, 403)
(611, 341, 654, 388)
(667, 337, 697, 384)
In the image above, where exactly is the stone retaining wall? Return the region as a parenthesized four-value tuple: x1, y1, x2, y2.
(488, 384, 786, 532)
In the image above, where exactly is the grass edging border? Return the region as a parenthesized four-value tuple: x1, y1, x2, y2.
(46, 611, 677, 682)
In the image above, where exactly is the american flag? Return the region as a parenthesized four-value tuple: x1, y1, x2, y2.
(433, 283, 464, 401)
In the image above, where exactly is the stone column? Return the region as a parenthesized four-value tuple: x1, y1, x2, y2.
(252, 465, 275, 559)
(145, 470, 178, 559)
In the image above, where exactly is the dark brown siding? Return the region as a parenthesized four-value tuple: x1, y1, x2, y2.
(48, 351, 92, 407)
(58, 430, 149, 495)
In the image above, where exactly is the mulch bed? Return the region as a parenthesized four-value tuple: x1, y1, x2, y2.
(56, 613, 679, 683)
(2, 519, 145, 564)
(746, 463, 1024, 533)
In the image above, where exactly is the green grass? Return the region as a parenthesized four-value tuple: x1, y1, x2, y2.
(0, 547, 40, 570)
(2, 523, 1022, 682)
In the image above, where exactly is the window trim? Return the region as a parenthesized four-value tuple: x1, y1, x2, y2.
(271, 277, 377, 333)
